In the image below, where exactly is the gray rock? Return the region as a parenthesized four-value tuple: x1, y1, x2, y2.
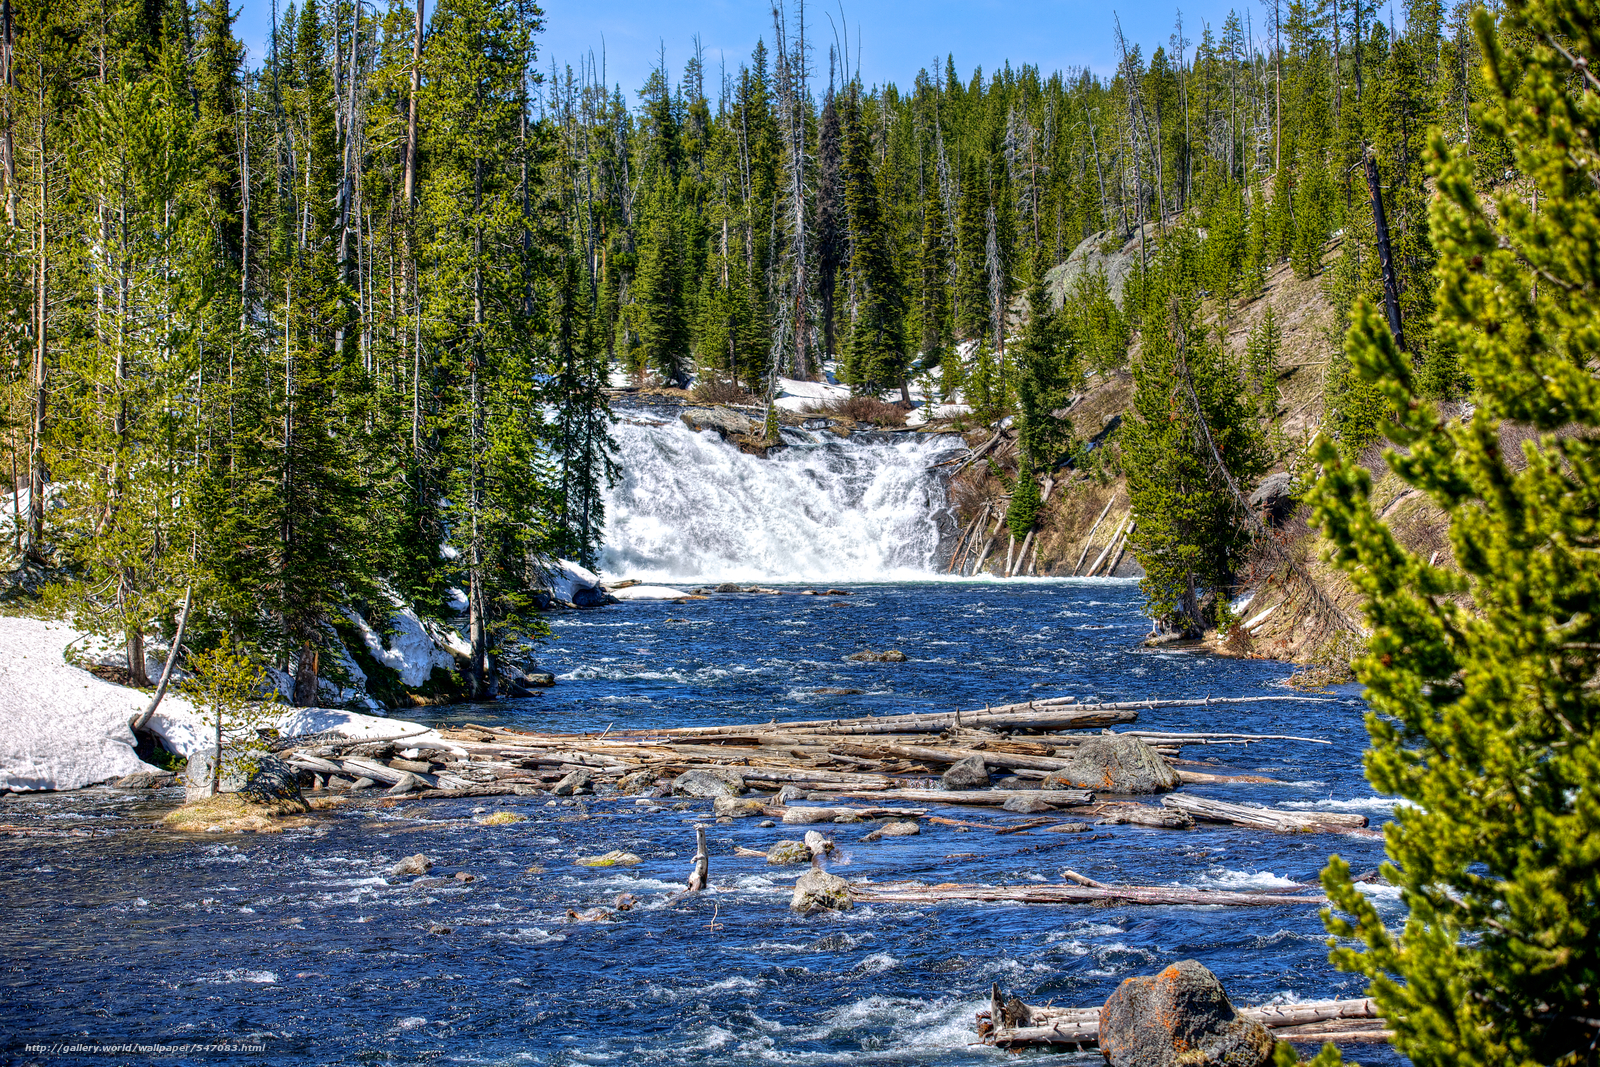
(843, 649, 907, 663)
(782, 806, 842, 825)
(348, 776, 377, 790)
(387, 772, 424, 796)
(767, 840, 814, 866)
(553, 767, 591, 796)
(672, 768, 745, 798)
(775, 784, 807, 805)
(713, 796, 767, 818)
(391, 853, 433, 877)
(1098, 960, 1275, 1067)
(758, 819, 776, 828)
(114, 771, 176, 789)
(681, 406, 756, 437)
(791, 868, 853, 914)
(1043, 734, 1180, 794)
(239, 755, 305, 805)
(617, 768, 658, 795)
(941, 754, 991, 791)
(1248, 471, 1296, 525)
(1001, 794, 1056, 814)
(714, 582, 742, 593)
(183, 751, 243, 800)
(861, 819, 921, 842)
(803, 831, 834, 858)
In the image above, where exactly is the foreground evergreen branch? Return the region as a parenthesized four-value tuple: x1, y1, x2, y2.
(1304, 0, 1600, 1062)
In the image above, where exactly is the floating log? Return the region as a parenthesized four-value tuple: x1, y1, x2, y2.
(853, 879, 1321, 907)
(1087, 802, 1196, 829)
(1161, 794, 1370, 832)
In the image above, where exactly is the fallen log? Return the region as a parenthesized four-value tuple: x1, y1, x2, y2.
(810, 787, 1094, 808)
(1161, 794, 1370, 832)
(1087, 802, 1195, 829)
(853, 880, 1322, 907)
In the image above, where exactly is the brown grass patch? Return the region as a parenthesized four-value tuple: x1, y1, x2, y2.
(162, 794, 312, 833)
(692, 377, 757, 406)
(804, 396, 908, 428)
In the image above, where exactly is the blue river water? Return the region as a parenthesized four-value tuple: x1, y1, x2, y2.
(0, 579, 1401, 1066)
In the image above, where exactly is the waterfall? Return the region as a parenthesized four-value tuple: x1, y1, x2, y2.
(598, 418, 961, 582)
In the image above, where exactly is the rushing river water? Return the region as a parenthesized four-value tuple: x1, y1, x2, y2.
(0, 580, 1401, 1066)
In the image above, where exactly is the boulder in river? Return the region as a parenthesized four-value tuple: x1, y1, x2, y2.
(791, 868, 852, 914)
(553, 767, 591, 796)
(238, 755, 304, 805)
(391, 854, 433, 877)
(843, 649, 907, 663)
(861, 819, 920, 842)
(713, 796, 767, 818)
(941, 754, 991, 791)
(1042, 733, 1180, 794)
(114, 770, 176, 789)
(767, 840, 813, 866)
(1098, 959, 1275, 1067)
(617, 768, 659, 795)
(672, 768, 745, 798)
(1001, 793, 1056, 814)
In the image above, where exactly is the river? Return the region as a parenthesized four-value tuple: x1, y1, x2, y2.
(0, 579, 1401, 1066)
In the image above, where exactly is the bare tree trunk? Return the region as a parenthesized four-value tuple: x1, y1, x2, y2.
(1364, 148, 1405, 351)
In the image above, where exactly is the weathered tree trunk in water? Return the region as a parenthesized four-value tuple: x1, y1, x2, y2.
(685, 825, 709, 892)
(292, 640, 320, 706)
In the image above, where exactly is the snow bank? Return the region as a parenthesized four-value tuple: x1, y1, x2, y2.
(347, 603, 460, 688)
(0, 616, 462, 792)
(777, 377, 850, 402)
(608, 585, 690, 600)
(541, 558, 605, 604)
(0, 617, 159, 791)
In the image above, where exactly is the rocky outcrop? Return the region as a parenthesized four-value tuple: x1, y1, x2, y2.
(1098, 960, 1276, 1067)
(767, 840, 813, 866)
(1248, 471, 1295, 526)
(1042, 734, 1180, 794)
(681, 405, 756, 437)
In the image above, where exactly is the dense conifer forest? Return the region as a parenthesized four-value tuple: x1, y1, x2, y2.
(0, 0, 1535, 688)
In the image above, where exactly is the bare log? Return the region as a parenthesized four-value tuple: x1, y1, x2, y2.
(811, 787, 1094, 808)
(1161, 794, 1370, 832)
(987, 994, 1384, 1050)
(854, 880, 1321, 907)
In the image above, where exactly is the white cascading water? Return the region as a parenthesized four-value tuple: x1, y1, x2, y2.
(598, 418, 960, 582)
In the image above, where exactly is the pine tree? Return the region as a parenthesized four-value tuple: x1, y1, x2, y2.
(1302, 3, 1600, 1064)
(839, 91, 906, 396)
(912, 181, 952, 386)
(1122, 231, 1267, 633)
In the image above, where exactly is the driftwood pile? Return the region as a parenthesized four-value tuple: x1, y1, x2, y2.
(276, 695, 1345, 821)
(981, 984, 1391, 1049)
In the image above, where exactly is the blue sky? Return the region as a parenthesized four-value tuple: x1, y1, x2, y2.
(231, 0, 1390, 100)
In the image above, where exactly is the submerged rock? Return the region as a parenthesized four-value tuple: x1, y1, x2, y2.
(861, 819, 920, 842)
(1098, 960, 1275, 1067)
(1043, 734, 1180, 794)
(574, 850, 642, 867)
(941, 754, 991, 791)
(673, 768, 745, 798)
(791, 868, 852, 914)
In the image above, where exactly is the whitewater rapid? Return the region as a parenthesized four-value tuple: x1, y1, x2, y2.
(598, 418, 961, 583)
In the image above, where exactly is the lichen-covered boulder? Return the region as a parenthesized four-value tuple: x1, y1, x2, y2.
(1043, 734, 1179, 794)
(713, 796, 767, 818)
(1098, 960, 1275, 1067)
(766, 840, 813, 866)
(791, 868, 852, 914)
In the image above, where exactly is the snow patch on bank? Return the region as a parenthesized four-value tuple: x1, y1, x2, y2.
(0, 615, 462, 792)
